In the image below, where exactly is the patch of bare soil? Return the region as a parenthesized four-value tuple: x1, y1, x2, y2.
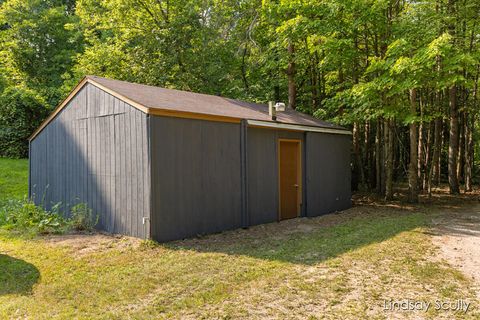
(173, 203, 414, 251)
(430, 204, 480, 298)
(44, 232, 142, 257)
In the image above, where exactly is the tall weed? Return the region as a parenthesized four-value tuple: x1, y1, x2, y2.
(70, 203, 98, 231)
(0, 199, 68, 234)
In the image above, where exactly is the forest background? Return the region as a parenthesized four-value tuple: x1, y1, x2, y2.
(1, 0, 479, 202)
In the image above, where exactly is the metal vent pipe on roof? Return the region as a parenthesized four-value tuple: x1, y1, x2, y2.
(268, 101, 276, 121)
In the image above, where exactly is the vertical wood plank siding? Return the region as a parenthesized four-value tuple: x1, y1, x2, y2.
(29, 83, 150, 238)
(240, 120, 248, 228)
(246, 128, 305, 225)
(305, 132, 352, 215)
(30, 81, 351, 241)
(150, 116, 242, 242)
(246, 128, 278, 225)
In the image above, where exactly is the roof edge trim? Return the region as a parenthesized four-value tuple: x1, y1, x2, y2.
(29, 77, 243, 141)
(147, 108, 241, 123)
(29, 76, 348, 141)
(247, 120, 352, 135)
(29, 77, 154, 141)
(88, 78, 150, 114)
(29, 77, 89, 141)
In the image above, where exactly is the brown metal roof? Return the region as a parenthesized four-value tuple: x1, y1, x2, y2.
(87, 76, 345, 130)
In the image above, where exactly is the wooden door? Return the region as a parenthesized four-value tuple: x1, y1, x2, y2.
(278, 139, 301, 220)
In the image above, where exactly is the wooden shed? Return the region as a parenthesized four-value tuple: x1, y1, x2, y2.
(29, 76, 352, 241)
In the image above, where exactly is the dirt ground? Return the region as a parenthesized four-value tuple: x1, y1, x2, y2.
(357, 187, 480, 299)
(431, 206, 480, 298)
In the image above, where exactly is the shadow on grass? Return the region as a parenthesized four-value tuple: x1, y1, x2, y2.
(0, 254, 39, 295)
(165, 208, 429, 265)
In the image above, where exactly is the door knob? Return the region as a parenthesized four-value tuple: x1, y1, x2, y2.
(293, 184, 299, 188)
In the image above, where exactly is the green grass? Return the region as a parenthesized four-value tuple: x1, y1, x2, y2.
(0, 158, 28, 201)
(0, 210, 478, 319)
(0, 158, 478, 319)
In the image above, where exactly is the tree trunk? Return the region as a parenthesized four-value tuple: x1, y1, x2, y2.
(417, 120, 424, 190)
(385, 119, 394, 200)
(432, 117, 442, 186)
(376, 118, 383, 195)
(310, 52, 319, 110)
(424, 121, 433, 191)
(464, 113, 474, 192)
(287, 42, 296, 110)
(427, 152, 434, 198)
(448, 85, 460, 194)
(408, 89, 419, 203)
(457, 111, 464, 184)
(241, 44, 249, 91)
(465, 65, 479, 192)
(381, 119, 386, 196)
(365, 121, 375, 189)
(352, 122, 365, 190)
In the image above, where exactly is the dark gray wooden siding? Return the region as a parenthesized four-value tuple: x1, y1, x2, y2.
(30, 82, 351, 241)
(246, 128, 277, 225)
(29, 83, 150, 238)
(246, 128, 306, 225)
(150, 116, 242, 242)
(305, 132, 351, 216)
(247, 127, 351, 224)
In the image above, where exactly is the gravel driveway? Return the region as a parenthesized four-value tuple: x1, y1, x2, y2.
(431, 204, 480, 299)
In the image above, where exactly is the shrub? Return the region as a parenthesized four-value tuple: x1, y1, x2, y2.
(69, 203, 98, 231)
(0, 86, 50, 158)
(0, 199, 26, 228)
(0, 199, 98, 235)
(0, 199, 67, 234)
